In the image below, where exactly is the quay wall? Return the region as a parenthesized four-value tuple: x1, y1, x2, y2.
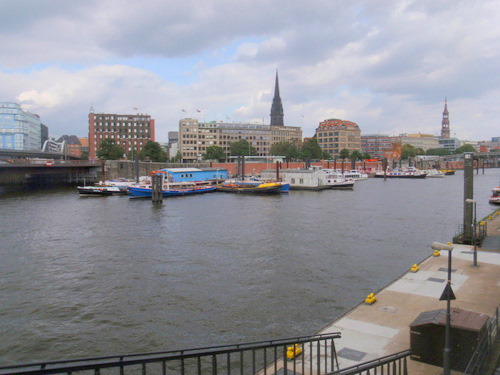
(102, 159, 487, 180)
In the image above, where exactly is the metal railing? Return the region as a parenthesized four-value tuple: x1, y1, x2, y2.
(0, 333, 341, 375)
(463, 304, 500, 375)
(326, 349, 411, 375)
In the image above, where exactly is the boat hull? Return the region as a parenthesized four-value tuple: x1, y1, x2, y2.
(128, 185, 216, 198)
(215, 185, 282, 194)
(78, 186, 116, 196)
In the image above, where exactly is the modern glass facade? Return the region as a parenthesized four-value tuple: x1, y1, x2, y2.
(0, 102, 42, 151)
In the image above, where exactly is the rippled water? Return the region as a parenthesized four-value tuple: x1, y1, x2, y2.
(0, 170, 498, 364)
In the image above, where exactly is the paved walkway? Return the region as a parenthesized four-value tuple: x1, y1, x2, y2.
(274, 209, 500, 375)
(481, 208, 500, 251)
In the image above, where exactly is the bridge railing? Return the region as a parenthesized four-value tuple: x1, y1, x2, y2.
(0, 333, 341, 375)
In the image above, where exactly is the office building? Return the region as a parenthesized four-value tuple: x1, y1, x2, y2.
(315, 118, 361, 157)
(361, 134, 393, 159)
(0, 102, 42, 151)
(88, 107, 155, 159)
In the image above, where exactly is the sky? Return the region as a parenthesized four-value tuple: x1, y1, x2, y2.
(1, 0, 499, 142)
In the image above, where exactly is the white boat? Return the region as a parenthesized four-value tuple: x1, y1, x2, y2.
(323, 170, 355, 189)
(374, 167, 427, 179)
(342, 170, 369, 181)
(490, 186, 500, 205)
(424, 169, 445, 178)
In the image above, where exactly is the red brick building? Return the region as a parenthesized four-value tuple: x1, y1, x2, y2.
(88, 108, 155, 160)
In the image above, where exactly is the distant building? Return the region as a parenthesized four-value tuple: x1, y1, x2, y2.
(79, 137, 89, 156)
(315, 118, 361, 157)
(178, 119, 302, 163)
(168, 131, 179, 159)
(361, 134, 393, 159)
(88, 106, 155, 159)
(398, 133, 439, 151)
(441, 97, 450, 138)
(0, 102, 42, 151)
(439, 137, 460, 153)
(178, 71, 302, 162)
(57, 135, 82, 158)
(478, 137, 500, 152)
(270, 70, 284, 126)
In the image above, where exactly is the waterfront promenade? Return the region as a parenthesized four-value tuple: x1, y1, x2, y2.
(279, 209, 500, 374)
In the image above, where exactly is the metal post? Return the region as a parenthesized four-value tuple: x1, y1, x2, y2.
(443, 251, 452, 375)
(463, 153, 474, 243)
(473, 201, 477, 266)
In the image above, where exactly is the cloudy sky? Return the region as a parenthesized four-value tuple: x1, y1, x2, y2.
(1, 0, 499, 142)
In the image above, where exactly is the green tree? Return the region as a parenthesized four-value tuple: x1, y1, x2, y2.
(339, 148, 350, 160)
(300, 138, 323, 160)
(426, 148, 451, 156)
(97, 138, 124, 160)
(140, 141, 167, 162)
(229, 139, 257, 156)
(203, 145, 225, 161)
(350, 150, 363, 160)
(270, 141, 300, 161)
(362, 152, 371, 160)
(80, 150, 89, 160)
(401, 144, 417, 160)
(454, 144, 476, 154)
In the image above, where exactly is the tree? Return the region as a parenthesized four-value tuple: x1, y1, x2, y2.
(140, 141, 168, 162)
(80, 150, 89, 160)
(454, 144, 476, 154)
(97, 138, 124, 160)
(270, 141, 300, 161)
(339, 148, 350, 160)
(401, 144, 417, 160)
(229, 139, 257, 156)
(426, 148, 451, 156)
(300, 138, 323, 160)
(203, 146, 225, 161)
(362, 152, 371, 160)
(350, 150, 363, 161)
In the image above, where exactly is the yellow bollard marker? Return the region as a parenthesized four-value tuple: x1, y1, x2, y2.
(365, 293, 376, 305)
(411, 264, 419, 273)
(433, 250, 440, 257)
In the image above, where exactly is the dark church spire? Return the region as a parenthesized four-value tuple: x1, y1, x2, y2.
(441, 96, 450, 138)
(270, 69, 284, 126)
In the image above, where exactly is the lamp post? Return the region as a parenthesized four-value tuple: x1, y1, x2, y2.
(465, 198, 478, 267)
(432, 241, 454, 375)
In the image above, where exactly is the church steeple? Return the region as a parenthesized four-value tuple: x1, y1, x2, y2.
(270, 69, 284, 126)
(441, 97, 450, 138)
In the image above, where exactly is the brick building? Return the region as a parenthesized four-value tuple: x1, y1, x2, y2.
(88, 107, 155, 160)
(315, 118, 361, 157)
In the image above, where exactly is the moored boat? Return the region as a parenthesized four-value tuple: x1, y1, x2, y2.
(128, 181, 216, 198)
(77, 185, 118, 196)
(439, 169, 455, 175)
(342, 170, 368, 181)
(374, 167, 427, 179)
(323, 170, 355, 189)
(489, 186, 500, 205)
(215, 180, 283, 194)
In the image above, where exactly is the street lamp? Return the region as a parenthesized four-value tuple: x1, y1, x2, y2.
(465, 198, 478, 267)
(432, 241, 454, 375)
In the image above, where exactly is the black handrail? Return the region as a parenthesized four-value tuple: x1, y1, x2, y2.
(0, 333, 341, 375)
(327, 349, 411, 375)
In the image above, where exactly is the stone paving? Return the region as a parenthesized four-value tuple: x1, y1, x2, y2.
(275, 210, 500, 374)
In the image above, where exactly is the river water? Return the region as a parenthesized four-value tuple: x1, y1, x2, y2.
(0, 170, 499, 365)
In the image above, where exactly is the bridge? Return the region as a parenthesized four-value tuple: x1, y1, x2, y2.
(0, 159, 103, 187)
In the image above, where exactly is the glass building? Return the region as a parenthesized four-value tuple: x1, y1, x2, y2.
(0, 102, 42, 151)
